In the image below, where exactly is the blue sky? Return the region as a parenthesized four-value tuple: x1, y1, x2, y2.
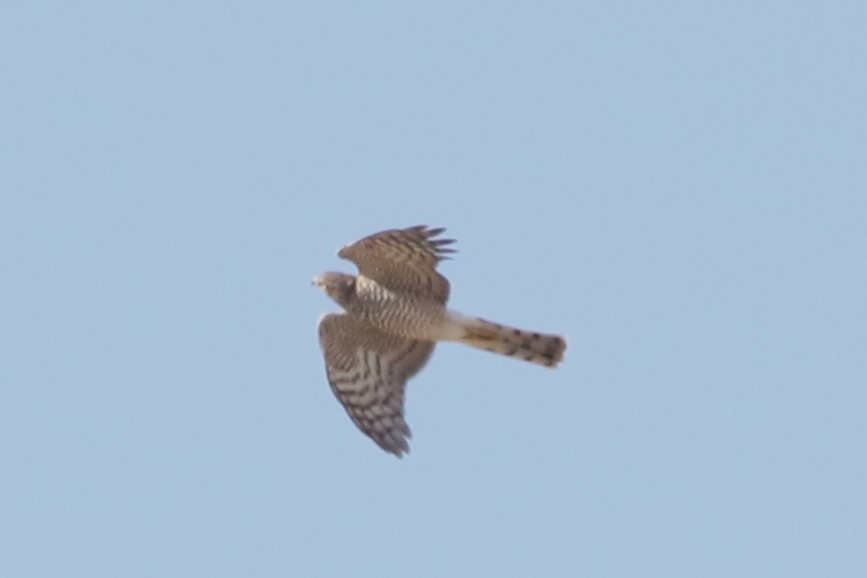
(2, 2, 865, 576)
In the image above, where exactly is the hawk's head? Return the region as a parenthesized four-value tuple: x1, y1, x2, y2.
(312, 271, 356, 308)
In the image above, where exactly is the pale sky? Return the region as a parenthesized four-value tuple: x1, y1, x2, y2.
(1, 2, 865, 576)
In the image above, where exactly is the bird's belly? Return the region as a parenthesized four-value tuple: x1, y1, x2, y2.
(352, 297, 449, 341)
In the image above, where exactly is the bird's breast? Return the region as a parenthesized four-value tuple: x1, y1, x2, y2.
(351, 278, 447, 340)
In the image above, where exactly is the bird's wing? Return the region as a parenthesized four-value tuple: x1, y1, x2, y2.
(337, 225, 455, 303)
(317, 313, 436, 457)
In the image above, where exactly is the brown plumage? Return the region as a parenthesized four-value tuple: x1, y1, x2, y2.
(314, 225, 566, 456)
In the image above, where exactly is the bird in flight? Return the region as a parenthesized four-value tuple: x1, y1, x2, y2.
(314, 225, 566, 456)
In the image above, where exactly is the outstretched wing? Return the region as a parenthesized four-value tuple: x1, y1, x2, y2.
(317, 313, 435, 457)
(337, 225, 455, 303)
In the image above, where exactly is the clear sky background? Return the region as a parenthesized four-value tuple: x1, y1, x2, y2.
(2, 2, 865, 577)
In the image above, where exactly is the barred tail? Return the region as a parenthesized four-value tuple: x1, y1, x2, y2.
(457, 317, 567, 368)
